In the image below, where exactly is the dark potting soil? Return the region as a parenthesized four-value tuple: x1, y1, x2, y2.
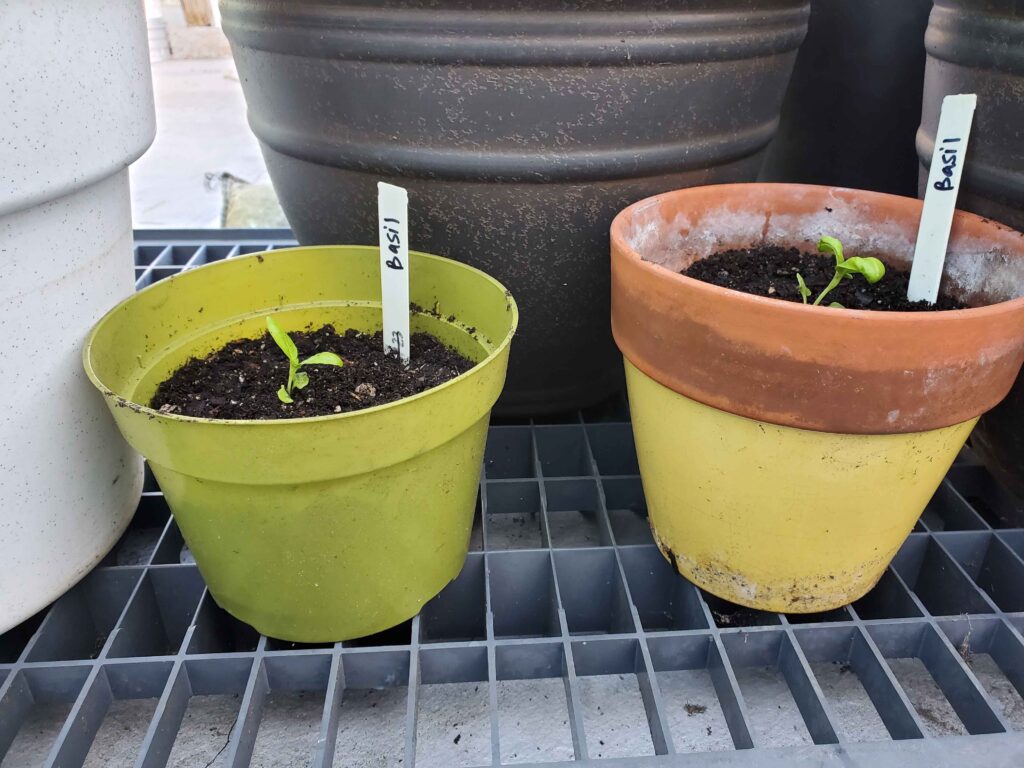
(151, 325, 475, 420)
(681, 245, 968, 311)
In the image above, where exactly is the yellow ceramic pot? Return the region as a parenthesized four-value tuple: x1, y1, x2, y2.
(85, 246, 517, 641)
(611, 184, 1024, 612)
(627, 362, 974, 612)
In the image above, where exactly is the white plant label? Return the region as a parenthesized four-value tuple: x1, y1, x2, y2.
(377, 181, 410, 365)
(907, 93, 977, 303)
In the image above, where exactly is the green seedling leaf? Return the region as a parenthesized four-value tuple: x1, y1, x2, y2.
(266, 316, 298, 364)
(838, 256, 886, 284)
(301, 352, 344, 367)
(811, 236, 887, 307)
(266, 314, 344, 403)
(796, 273, 811, 304)
(818, 236, 845, 265)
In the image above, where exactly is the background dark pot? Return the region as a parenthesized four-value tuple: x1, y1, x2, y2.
(918, 0, 1024, 506)
(760, 0, 932, 196)
(222, 0, 810, 414)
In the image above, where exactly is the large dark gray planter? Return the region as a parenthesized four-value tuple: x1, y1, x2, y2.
(761, 0, 931, 196)
(222, 0, 810, 414)
(918, 0, 1024, 507)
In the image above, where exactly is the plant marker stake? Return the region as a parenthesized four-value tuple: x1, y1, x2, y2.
(377, 181, 411, 365)
(907, 93, 977, 303)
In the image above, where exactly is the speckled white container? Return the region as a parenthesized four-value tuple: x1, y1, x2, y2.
(0, 0, 155, 632)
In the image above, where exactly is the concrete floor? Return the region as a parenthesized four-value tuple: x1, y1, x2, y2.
(129, 58, 273, 229)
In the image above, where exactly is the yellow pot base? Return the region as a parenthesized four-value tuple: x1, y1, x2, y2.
(626, 360, 976, 614)
(651, 526, 888, 614)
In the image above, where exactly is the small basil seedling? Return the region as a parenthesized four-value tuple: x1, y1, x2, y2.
(265, 316, 344, 404)
(795, 236, 886, 308)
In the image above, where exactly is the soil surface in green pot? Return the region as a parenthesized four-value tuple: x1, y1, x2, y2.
(153, 325, 474, 420)
(683, 244, 968, 311)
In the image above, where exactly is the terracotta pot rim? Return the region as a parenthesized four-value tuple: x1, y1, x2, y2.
(610, 182, 1024, 322)
(609, 182, 1024, 434)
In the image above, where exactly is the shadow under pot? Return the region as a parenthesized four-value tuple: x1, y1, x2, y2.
(610, 183, 1024, 613)
(84, 246, 517, 642)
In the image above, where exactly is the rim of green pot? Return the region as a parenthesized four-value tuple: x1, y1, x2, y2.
(83, 245, 519, 427)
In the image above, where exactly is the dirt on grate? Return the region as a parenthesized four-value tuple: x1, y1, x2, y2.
(681, 245, 968, 311)
(152, 325, 475, 420)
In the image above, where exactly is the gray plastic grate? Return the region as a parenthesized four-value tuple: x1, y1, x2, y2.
(3, 231, 1024, 767)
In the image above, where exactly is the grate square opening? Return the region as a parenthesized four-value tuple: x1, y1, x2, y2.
(1000, 530, 1024, 567)
(545, 479, 608, 549)
(333, 684, 406, 767)
(416, 647, 489, 768)
(891, 536, 995, 616)
(646, 634, 735, 753)
(102, 494, 172, 568)
(619, 546, 708, 632)
(851, 568, 923, 620)
(939, 532, 1024, 612)
(134, 244, 170, 266)
(921, 482, 990, 531)
(203, 244, 239, 262)
(0, 612, 45, 664)
(250, 688, 327, 766)
(586, 423, 640, 476)
(25, 569, 142, 662)
(186, 591, 260, 654)
(720, 630, 832, 747)
(135, 266, 181, 289)
(485, 481, 544, 550)
(535, 425, 591, 478)
(108, 568, 205, 658)
(554, 549, 635, 636)
(869, 622, 1004, 736)
(484, 427, 535, 480)
(420, 554, 486, 643)
(490, 551, 560, 639)
(0, 666, 90, 767)
(74, 662, 172, 768)
(495, 643, 574, 764)
(795, 626, 917, 741)
(947, 466, 1024, 529)
(161, 657, 251, 768)
(938, 617, 1024, 730)
(571, 638, 656, 759)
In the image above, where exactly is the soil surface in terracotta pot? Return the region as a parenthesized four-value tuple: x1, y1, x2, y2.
(153, 325, 474, 420)
(683, 245, 968, 311)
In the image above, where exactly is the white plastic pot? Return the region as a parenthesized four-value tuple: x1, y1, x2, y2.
(0, 0, 155, 632)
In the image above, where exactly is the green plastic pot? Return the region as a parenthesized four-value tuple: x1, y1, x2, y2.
(84, 246, 517, 642)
